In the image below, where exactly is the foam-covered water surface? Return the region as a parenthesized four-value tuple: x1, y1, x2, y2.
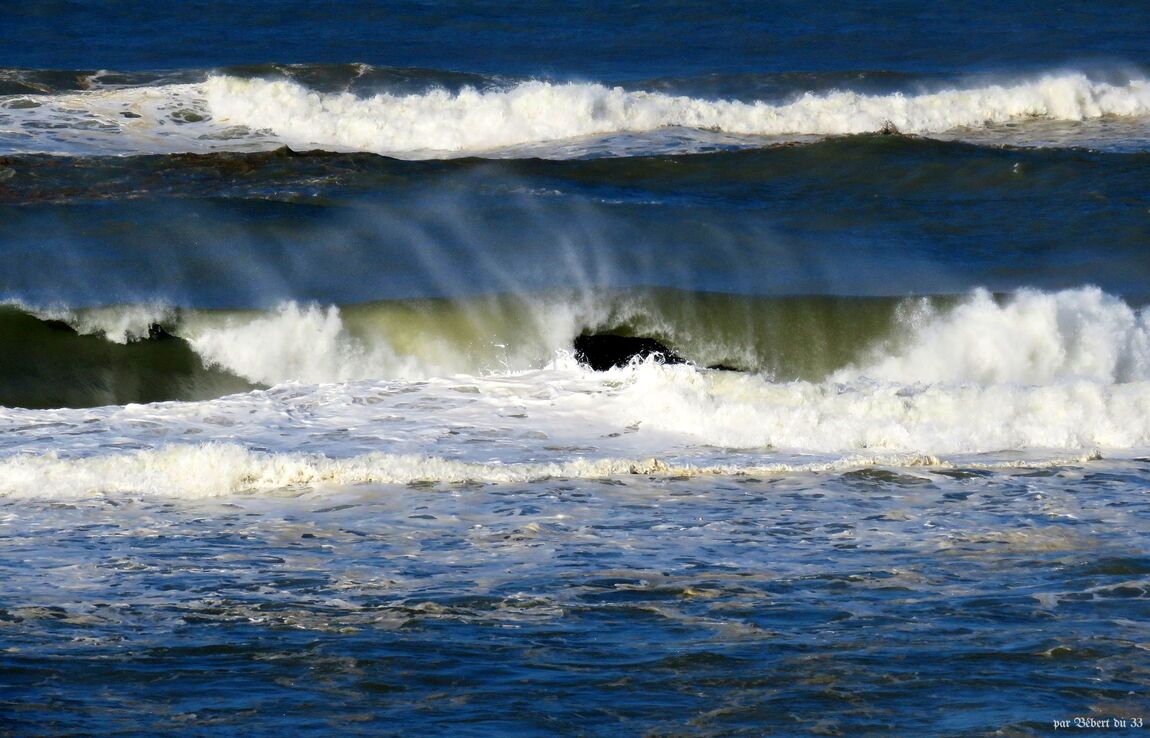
(0, 344, 1147, 500)
(3, 462, 1148, 735)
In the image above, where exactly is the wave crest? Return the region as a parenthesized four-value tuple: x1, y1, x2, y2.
(203, 72, 1150, 156)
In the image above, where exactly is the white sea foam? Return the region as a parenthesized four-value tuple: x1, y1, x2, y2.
(0, 82, 233, 156)
(835, 287, 1150, 385)
(0, 441, 1109, 499)
(0, 357, 1147, 498)
(202, 72, 1150, 156)
(182, 303, 414, 384)
(627, 367, 1150, 452)
(177, 299, 595, 384)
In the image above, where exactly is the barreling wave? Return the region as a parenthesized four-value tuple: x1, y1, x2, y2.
(3, 292, 892, 405)
(3, 66, 1149, 157)
(3, 287, 1147, 409)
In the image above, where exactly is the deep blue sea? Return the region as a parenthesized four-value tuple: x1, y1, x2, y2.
(2, 2, 1149, 736)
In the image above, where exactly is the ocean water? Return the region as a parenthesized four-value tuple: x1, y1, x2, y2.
(2, 3, 1150, 736)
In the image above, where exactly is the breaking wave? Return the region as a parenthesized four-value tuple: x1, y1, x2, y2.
(202, 71, 1150, 156)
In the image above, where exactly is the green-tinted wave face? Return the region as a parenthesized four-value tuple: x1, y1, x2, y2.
(326, 290, 915, 382)
(0, 306, 255, 409)
(580, 290, 909, 380)
(6, 285, 1146, 408)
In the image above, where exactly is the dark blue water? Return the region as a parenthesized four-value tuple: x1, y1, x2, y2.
(6, 1, 1150, 78)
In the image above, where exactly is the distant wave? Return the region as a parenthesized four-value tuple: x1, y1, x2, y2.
(3, 67, 1149, 157)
